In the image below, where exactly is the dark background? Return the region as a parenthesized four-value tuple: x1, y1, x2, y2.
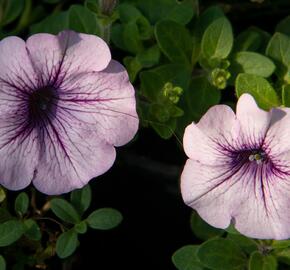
(79, 129, 190, 270)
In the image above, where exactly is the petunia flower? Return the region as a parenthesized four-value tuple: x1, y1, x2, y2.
(0, 30, 138, 195)
(181, 94, 290, 239)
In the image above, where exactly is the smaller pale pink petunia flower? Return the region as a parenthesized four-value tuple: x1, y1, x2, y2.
(0, 30, 138, 195)
(181, 94, 290, 239)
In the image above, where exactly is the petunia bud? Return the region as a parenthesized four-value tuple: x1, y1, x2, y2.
(162, 82, 183, 104)
(99, 0, 118, 16)
(210, 68, 231, 90)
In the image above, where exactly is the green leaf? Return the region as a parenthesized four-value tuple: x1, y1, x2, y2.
(111, 23, 126, 50)
(275, 247, 290, 265)
(232, 27, 271, 54)
(155, 20, 192, 66)
(118, 3, 142, 22)
(0, 255, 5, 270)
(14, 192, 29, 216)
(201, 17, 233, 60)
(0, 187, 5, 203)
(276, 15, 290, 36)
(56, 230, 78, 259)
(137, 45, 160, 68)
(84, 0, 99, 14)
(68, 5, 100, 35)
(172, 245, 203, 270)
(233, 29, 263, 52)
(137, 0, 195, 25)
(235, 74, 280, 110)
(50, 198, 80, 224)
(118, 4, 152, 40)
(282, 84, 290, 107)
(0, 208, 11, 223)
(190, 211, 223, 240)
(197, 238, 247, 270)
(124, 56, 142, 82)
(266, 32, 290, 81)
(0, 0, 24, 26)
(151, 117, 177, 139)
(0, 220, 23, 247)
(124, 46, 160, 82)
(271, 239, 290, 249)
(196, 5, 224, 37)
(74, 221, 87, 234)
(177, 76, 221, 135)
(30, 11, 69, 34)
(70, 185, 92, 216)
(225, 224, 240, 235)
(231, 52, 275, 78)
(86, 208, 123, 230)
(249, 251, 277, 270)
(23, 219, 41, 241)
(226, 234, 258, 255)
(122, 22, 144, 54)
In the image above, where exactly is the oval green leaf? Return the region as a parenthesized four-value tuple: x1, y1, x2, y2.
(14, 192, 29, 216)
(197, 238, 247, 270)
(68, 5, 100, 35)
(249, 251, 277, 270)
(266, 32, 290, 80)
(70, 185, 92, 216)
(231, 52, 275, 78)
(190, 211, 223, 240)
(50, 198, 80, 224)
(86, 208, 123, 230)
(201, 17, 233, 60)
(155, 20, 193, 66)
(0, 220, 23, 247)
(56, 230, 78, 259)
(172, 245, 203, 270)
(0, 0, 24, 26)
(24, 219, 41, 241)
(235, 73, 280, 110)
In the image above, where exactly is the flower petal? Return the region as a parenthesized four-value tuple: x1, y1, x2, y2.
(57, 60, 139, 146)
(265, 108, 290, 156)
(0, 118, 39, 190)
(32, 116, 116, 195)
(183, 105, 238, 165)
(0, 36, 37, 89)
(236, 94, 272, 146)
(26, 31, 111, 85)
(181, 159, 290, 239)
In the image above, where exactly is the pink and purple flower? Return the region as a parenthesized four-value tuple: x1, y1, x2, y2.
(0, 31, 138, 195)
(181, 94, 290, 239)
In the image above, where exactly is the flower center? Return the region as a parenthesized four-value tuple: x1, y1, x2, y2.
(29, 86, 58, 123)
(248, 150, 267, 165)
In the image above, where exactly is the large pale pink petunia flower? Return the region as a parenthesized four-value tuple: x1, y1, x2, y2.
(0, 31, 138, 195)
(181, 94, 290, 240)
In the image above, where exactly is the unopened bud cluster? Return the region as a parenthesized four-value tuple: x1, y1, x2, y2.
(162, 82, 183, 104)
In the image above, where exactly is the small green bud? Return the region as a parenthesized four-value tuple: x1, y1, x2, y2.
(99, 0, 117, 16)
(211, 68, 231, 90)
(162, 82, 183, 104)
